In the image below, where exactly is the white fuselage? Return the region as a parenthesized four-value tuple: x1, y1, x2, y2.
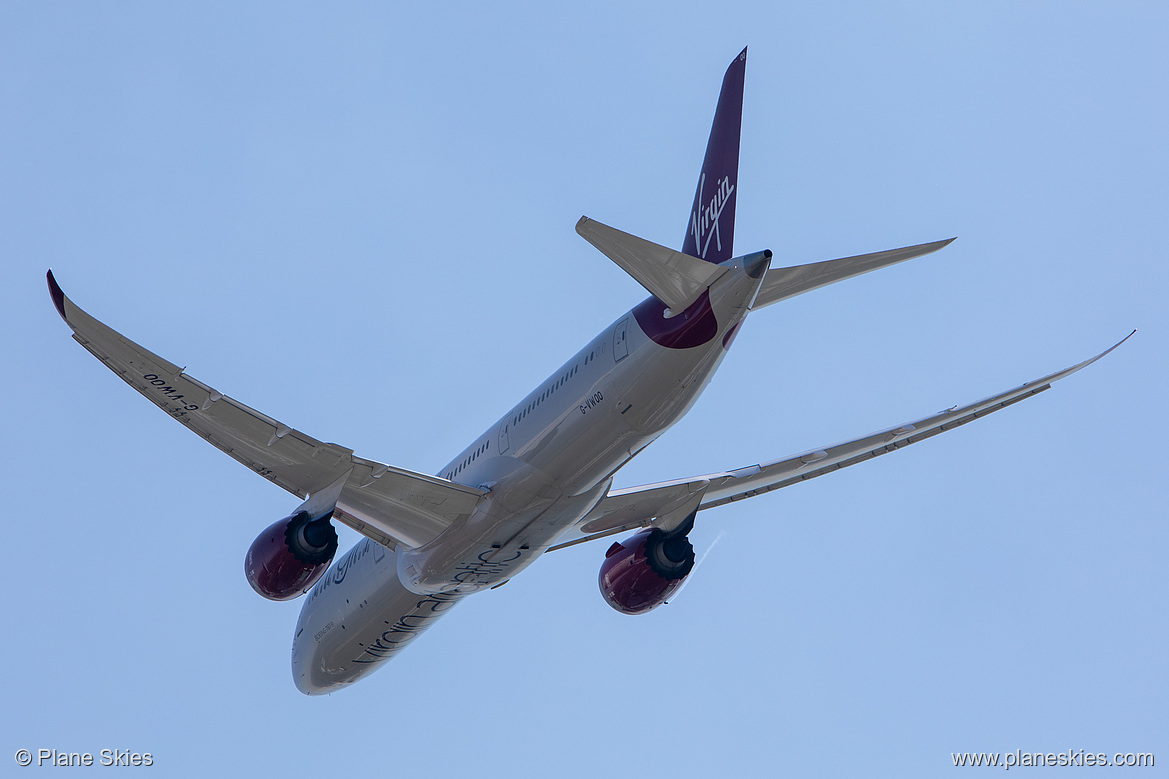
(291, 253, 768, 694)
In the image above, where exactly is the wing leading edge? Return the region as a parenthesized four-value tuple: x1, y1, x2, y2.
(46, 271, 484, 550)
(551, 332, 1134, 550)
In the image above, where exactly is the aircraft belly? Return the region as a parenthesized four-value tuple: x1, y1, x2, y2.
(292, 540, 462, 694)
(395, 478, 612, 594)
(291, 261, 762, 692)
(517, 342, 727, 497)
(616, 344, 727, 432)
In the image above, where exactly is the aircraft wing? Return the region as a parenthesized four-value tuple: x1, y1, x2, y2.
(551, 332, 1133, 550)
(47, 271, 484, 551)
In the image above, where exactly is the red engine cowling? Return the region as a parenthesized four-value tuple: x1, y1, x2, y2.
(598, 527, 696, 615)
(244, 511, 339, 601)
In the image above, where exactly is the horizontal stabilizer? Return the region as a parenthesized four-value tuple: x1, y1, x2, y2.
(752, 238, 955, 309)
(576, 216, 727, 313)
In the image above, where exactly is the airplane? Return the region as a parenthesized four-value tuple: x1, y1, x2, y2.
(47, 48, 1131, 695)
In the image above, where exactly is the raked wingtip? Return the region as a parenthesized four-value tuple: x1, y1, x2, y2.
(46, 269, 68, 322)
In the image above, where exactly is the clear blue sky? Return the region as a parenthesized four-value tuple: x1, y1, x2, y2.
(3, 3, 1165, 776)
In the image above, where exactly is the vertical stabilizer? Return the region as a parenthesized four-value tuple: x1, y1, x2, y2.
(682, 47, 747, 263)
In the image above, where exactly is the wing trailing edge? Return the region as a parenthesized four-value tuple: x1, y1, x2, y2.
(551, 331, 1134, 550)
(46, 270, 485, 550)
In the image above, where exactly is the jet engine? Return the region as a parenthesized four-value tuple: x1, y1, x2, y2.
(245, 511, 339, 601)
(598, 527, 696, 614)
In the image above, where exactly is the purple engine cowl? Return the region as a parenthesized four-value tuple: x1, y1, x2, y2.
(244, 513, 338, 601)
(598, 529, 689, 615)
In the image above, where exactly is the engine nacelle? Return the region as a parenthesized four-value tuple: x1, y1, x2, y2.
(598, 527, 696, 615)
(245, 511, 339, 601)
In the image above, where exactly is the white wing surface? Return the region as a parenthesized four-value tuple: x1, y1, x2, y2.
(551, 333, 1133, 550)
(47, 272, 484, 550)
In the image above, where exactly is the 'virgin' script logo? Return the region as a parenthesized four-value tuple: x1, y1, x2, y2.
(689, 173, 735, 259)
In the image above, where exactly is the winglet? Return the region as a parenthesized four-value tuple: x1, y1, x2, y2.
(46, 270, 68, 322)
(1053, 329, 1136, 380)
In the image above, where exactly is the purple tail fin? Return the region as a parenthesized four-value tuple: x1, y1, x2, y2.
(682, 47, 747, 264)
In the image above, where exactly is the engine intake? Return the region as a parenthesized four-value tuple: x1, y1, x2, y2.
(598, 527, 695, 615)
(245, 511, 339, 601)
